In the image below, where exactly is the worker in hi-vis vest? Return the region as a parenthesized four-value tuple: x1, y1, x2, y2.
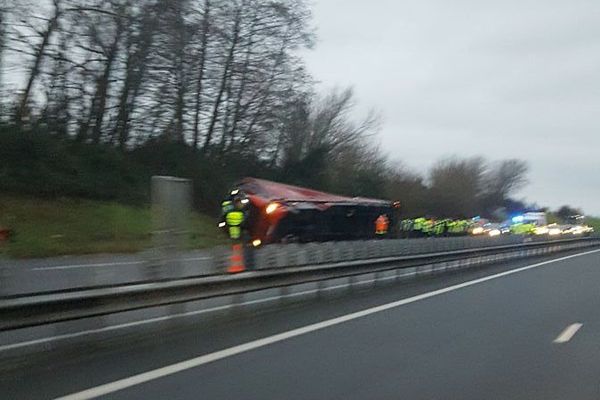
(375, 214, 389, 237)
(225, 197, 246, 240)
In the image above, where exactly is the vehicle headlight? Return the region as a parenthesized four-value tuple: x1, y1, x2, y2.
(265, 202, 279, 214)
(472, 227, 484, 235)
(488, 229, 501, 237)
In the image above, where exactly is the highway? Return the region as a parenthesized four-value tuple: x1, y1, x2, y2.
(0, 250, 214, 297)
(2, 248, 600, 399)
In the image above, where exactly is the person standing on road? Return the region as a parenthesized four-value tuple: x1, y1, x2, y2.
(224, 195, 256, 271)
(375, 214, 390, 237)
(225, 197, 246, 240)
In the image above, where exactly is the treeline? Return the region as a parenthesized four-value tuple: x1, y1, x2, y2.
(1, 0, 529, 219)
(2, 0, 313, 150)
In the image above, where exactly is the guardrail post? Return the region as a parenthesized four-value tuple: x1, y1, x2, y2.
(302, 243, 319, 265)
(322, 242, 335, 264)
(266, 246, 279, 269)
(352, 241, 367, 260)
(0, 264, 12, 297)
(382, 240, 394, 258)
(393, 239, 406, 256)
(366, 241, 379, 259)
(275, 245, 289, 268)
(284, 244, 300, 267)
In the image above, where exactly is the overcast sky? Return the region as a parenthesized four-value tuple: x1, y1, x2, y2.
(305, 0, 600, 215)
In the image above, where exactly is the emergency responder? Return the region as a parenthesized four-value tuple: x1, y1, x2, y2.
(422, 218, 434, 236)
(446, 220, 457, 235)
(224, 194, 256, 270)
(400, 219, 413, 238)
(221, 199, 234, 215)
(225, 197, 246, 240)
(413, 217, 426, 238)
(433, 219, 446, 236)
(375, 214, 389, 237)
(219, 200, 234, 230)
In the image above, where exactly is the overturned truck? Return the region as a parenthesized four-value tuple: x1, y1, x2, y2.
(226, 178, 396, 245)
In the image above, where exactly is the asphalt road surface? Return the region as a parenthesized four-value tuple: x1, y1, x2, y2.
(0, 250, 214, 297)
(3, 248, 600, 400)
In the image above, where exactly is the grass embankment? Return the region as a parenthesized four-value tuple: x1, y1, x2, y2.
(586, 217, 600, 233)
(0, 196, 226, 258)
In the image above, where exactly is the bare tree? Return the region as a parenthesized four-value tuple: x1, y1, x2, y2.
(14, 0, 62, 125)
(556, 205, 582, 221)
(428, 157, 486, 217)
(480, 159, 528, 215)
(0, 2, 9, 116)
(4, 0, 315, 156)
(0, 3, 7, 93)
(386, 166, 429, 217)
(278, 87, 379, 167)
(484, 159, 528, 199)
(112, 1, 157, 148)
(202, 1, 243, 152)
(90, 4, 126, 143)
(191, 0, 211, 150)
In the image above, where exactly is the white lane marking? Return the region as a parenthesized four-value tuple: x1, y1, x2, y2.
(1, 276, 409, 352)
(554, 323, 583, 343)
(32, 262, 143, 271)
(355, 279, 376, 285)
(0, 285, 350, 353)
(180, 257, 212, 262)
(52, 248, 600, 400)
(31, 257, 211, 271)
(0, 304, 232, 352)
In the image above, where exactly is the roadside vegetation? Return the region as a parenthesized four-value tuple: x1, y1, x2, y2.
(0, 1, 592, 259)
(0, 195, 226, 258)
(0, 0, 530, 219)
(586, 217, 600, 232)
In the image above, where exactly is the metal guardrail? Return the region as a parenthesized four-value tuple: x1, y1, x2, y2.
(1, 236, 598, 331)
(251, 235, 529, 270)
(0, 235, 582, 299)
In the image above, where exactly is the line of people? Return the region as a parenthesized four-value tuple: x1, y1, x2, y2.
(398, 218, 474, 238)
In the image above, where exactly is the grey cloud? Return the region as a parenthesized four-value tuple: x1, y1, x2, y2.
(307, 0, 600, 214)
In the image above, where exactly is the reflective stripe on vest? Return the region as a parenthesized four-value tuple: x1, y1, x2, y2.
(226, 211, 244, 226)
(222, 201, 234, 214)
(228, 226, 241, 239)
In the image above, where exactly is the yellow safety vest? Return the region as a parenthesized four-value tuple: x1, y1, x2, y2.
(222, 201, 234, 214)
(226, 211, 244, 239)
(226, 211, 244, 226)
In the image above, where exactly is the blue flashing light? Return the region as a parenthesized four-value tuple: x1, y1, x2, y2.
(512, 215, 524, 223)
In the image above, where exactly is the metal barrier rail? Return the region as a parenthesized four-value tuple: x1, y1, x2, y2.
(1, 236, 598, 331)
(251, 235, 535, 270)
(0, 235, 583, 299)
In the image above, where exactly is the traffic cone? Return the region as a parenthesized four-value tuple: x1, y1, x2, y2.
(227, 243, 245, 273)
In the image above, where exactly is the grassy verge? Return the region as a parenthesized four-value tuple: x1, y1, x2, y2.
(0, 195, 226, 258)
(586, 217, 600, 233)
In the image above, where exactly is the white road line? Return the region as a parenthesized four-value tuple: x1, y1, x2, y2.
(356, 279, 376, 285)
(32, 262, 143, 271)
(0, 303, 233, 352)
(31, 257, 211, 271)
(180, 257, 212, 262)
(554, 323, 583, 343)
(0, 286, 344, 353)
(52, 248, 600, 400)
